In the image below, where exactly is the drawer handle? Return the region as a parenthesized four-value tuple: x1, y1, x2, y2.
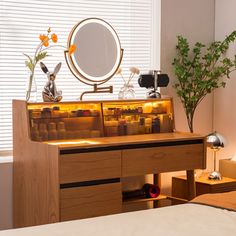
(60, 178, 120, 189)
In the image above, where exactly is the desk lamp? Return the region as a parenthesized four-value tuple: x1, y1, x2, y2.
(207, 131, 226, 180)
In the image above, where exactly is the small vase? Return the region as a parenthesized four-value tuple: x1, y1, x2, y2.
(26, 72, 37, 102)
(118, 83, 135, 99)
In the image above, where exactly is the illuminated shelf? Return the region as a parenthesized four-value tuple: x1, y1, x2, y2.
(30, 115, 100, 119)
(103, 112, 168, 116)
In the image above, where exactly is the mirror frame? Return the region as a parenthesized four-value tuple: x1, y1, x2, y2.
(65, 18, 123, 86)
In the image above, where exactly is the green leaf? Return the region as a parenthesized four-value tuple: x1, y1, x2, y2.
(221, 82, 226, 88)
(25, 60, 33, 72)
(35, 52, 48, 63)
(23, 53, 32, 62)
(172, 31, 236, 132)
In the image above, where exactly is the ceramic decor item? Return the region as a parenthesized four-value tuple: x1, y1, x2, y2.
(40, 62, 63, 102)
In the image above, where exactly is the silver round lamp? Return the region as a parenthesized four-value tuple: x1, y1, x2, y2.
(206, 131, 226, 180)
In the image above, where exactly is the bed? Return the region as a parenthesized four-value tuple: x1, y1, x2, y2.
(1, 191, 236, 236)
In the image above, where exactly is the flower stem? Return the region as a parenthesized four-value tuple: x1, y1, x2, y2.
(40, 44, 66, 52)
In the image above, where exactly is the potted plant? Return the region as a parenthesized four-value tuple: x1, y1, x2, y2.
(172, 31, 236, 132)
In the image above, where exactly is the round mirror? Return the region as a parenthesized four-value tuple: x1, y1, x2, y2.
(66, 18, 123, 86)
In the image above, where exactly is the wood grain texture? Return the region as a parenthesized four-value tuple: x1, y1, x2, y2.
(47, 132, 205, 150)
(27, 97, 172, 106)
(122, 144, 204, 177)
(13, 100, 60, 228)
(60, 183, 122, 221)
(59, 151, 121, 184)
(13, 99, 206, 227)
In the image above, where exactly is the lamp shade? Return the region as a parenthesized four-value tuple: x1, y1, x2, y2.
(206, 131, 226, 149)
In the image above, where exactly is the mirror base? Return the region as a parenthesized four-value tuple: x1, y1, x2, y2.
(80, 84, 113, 100)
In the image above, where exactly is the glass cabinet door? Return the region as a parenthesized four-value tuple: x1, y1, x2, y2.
(27, 102, 103, 141)
(102, 99, 174, 137)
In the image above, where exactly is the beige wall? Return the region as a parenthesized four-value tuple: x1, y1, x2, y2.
(160, 0, 215, 194)
(161, 0, 215, 134)
(0, 161, 12, 230)
(214, 0, 236, 161)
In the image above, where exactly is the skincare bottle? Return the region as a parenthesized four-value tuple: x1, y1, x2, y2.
(39, 123, 48, 141)
(57, 121, 66, 139)
(48, 122, 57, 140)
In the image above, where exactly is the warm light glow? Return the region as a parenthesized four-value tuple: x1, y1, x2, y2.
(28, 103, 100, 111)
(143, 102, 153, 113)
(49, 140, 100, 145)
(153, 101, 166, 107)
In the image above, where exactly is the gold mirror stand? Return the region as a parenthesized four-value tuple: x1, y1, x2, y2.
(80, 84, 113, 100)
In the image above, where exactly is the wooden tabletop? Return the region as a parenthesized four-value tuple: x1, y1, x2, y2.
(44, 132, 205, 150)
(175, 174, 236, 185)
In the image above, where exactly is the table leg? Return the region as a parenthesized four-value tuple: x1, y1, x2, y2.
(186, 170, 196, 200)
(153, 173, 161, 208)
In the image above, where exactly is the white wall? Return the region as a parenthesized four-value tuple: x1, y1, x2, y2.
(214, 0, 236, 161)
(160, 0, 215, 194)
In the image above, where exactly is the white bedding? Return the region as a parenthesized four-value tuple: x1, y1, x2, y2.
(1, 203, 236, 236)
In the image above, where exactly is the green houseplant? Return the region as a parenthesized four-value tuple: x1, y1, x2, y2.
(173, 31, 236, 132)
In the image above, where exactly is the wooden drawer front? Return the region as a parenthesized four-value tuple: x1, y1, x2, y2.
(60, 183, 122, 221)
(60, 151, 121, 184)
(122, 144, 204, 177)
(209, 182, 236, 193)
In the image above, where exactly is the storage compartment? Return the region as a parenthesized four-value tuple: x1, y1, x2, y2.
(60, 183, 122, 221)
(122, 144, 204, 177)
(60, 151, 121, 183)
(28, 102, 103, 141)
(102, 99, 174, 137)
(27, 98, 175, 141)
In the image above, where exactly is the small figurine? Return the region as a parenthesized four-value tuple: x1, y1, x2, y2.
(40, 62, 62, 102)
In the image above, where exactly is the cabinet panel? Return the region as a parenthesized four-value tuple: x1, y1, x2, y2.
(122, 144, 204, 177)
(60, 151, 121, 183)
(172, 176, 236, 200)
(60, 183, 122, 221)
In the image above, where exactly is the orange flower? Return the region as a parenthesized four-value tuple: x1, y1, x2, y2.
(68, 44, 76, 56)
(51, 33, 58, 43)
(39, 34, 47, 42)
(39, 34, 49, 46)
(43, 37, 49, 47)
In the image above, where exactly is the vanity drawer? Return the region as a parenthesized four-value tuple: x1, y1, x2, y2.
(122, 144, 204, 177)
(59, 150, 121, 184)
(60, 182, 122, 221)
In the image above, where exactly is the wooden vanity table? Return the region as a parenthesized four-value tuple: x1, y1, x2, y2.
(13, 98, 206, 228)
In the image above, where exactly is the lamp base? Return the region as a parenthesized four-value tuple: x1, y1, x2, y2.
(147, 90, 161, 98)
(208, 171, 222, 180)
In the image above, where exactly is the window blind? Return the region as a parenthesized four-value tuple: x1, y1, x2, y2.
(0, 0, 160, 153)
